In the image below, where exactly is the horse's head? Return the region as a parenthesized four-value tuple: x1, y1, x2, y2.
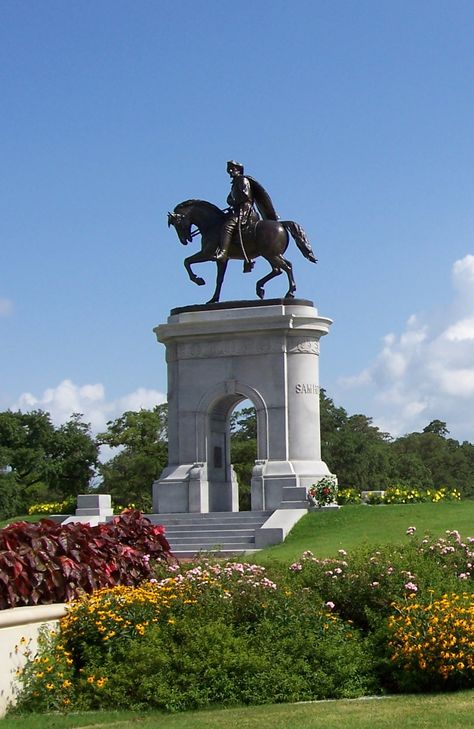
(168, 210, 192, 246)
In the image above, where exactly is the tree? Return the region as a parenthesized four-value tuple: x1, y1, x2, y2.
(0, 471, 22, 520)
(320, 391, 395, 489)
(0, 410, 99, 510)
(97, 405, 168, 510)
(423, 420, 449, 438)
(50, 415, 100, 497)
(392, 425, 474, 496)
(230, 406, 257, 510)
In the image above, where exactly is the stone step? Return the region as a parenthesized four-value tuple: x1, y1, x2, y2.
(164, 527, 256, 537)
(146, 510, 274, 555)
(157, 519, 269, 530)
(147, 511, 271, 523)
(164, 533, 256, 544)
(170, 541, 257, 551)
(278, 501, 309, 509)
(171, 547, 259, 558)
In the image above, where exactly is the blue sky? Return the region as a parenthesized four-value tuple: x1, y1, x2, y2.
(2, 0, 474, 442)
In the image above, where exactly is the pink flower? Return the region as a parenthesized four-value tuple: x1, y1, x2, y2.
(325, 601, 335, 610)
(289, 562, 302, 572)
(406, 526, 416, 535)
(404, 582, 418, 592)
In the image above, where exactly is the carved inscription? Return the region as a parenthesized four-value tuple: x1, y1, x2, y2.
(178, 337, 283, 359)
(295, 383, 319, 394)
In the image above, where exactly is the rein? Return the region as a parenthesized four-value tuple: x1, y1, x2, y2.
(180, 203, 231, 240)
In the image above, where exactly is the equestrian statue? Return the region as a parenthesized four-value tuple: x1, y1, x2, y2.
(167, 160, 317, 304)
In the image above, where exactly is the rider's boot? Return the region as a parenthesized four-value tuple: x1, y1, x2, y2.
(215, 218, 237, 262)
(215, 242, 230, 263)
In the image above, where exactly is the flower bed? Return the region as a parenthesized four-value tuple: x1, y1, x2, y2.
(337, 486, 462, 505)
(388, 592, 474, 691)
(9, 526, 474, 715)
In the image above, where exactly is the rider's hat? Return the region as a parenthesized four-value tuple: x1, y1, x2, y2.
(227, 160, 244, 174)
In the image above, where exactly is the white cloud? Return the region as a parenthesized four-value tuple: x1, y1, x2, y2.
(443, 316, 474, 342)
(453, 254, 474, 290)
(0, 298, 13, 317)
(12, 379, 166, 433)
(338, 254, 474, 441)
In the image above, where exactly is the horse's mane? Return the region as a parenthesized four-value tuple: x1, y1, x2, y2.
(174, 199, 224, 216)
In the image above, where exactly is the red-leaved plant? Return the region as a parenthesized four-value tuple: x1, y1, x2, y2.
(0, 510, 171, 609)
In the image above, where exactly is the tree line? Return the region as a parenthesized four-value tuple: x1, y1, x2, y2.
(0, 406, 167, 519)
(230, 390, 474, 506)
(1, 393, 473, 519)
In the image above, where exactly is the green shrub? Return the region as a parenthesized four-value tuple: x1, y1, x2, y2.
(365, 491, 385, 505)
(14, 562, 375, 713)
(337, 487, 362, 505)
(384, 485, 461, 504)
(13, 530, 474, 714)
(286, 537, 467, 631)
(28, 498, 76, 516)
(337, 485, 462, 506)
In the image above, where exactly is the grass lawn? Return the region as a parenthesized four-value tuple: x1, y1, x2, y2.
(0, 514, 45, 530)
(256, 500, 474, 562)
(2, 692, 474, 729)
(0, 515, 46, 530)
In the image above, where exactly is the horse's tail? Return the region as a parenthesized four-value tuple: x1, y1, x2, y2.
(281, 221, 317, 263)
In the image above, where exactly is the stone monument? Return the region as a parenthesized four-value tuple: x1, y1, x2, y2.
(153, 298, 333, 513)
(153, 161, 335, 517)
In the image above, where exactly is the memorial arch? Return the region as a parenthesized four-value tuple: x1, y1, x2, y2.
(153, 299, 333, 513)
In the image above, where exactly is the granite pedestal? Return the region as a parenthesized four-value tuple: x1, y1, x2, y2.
(153, 299, 334, 513)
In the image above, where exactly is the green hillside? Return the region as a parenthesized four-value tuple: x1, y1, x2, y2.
(257, 501, 474, 563)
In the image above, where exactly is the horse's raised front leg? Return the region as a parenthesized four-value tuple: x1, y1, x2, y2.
(184, 251, 210, 287)
(256, 264, 282, 300)
(207, 259, 228, 304)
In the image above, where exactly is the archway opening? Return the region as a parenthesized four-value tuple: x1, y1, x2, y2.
(230, 399, 257, 511)
(203, 387, 267, 512)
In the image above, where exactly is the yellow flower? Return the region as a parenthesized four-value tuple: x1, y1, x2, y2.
(46, 683, 54, 690)
(87, 676, 95, 684)
(62, 679, 72, 688)
(96, 677, 108, 688)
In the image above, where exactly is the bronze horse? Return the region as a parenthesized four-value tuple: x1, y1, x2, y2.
(168, 199, 317, 304)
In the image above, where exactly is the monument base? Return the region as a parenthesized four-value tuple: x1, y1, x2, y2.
(251, 459, 332, 510)
(153, 462, 239, 513)
(153, 299, 334, 514)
